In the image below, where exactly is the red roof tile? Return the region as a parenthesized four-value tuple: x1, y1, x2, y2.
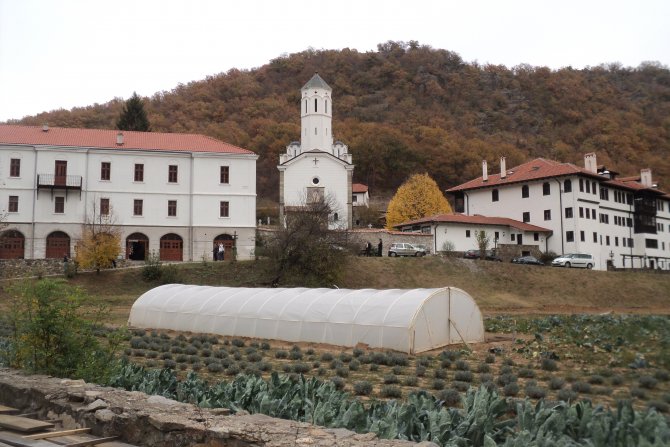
(0, 124, 254, 155)
(352, 183, 368, 193)
(446, 158, 602, 192)
(396, 213, 552, 233)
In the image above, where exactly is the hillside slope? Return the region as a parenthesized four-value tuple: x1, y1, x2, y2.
(10, 41, 670, 199)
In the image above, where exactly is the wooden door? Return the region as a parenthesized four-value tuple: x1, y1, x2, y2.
(45, 232, 70, 259)
(160, 234, 183, 261)
(55, 161, 67, 186)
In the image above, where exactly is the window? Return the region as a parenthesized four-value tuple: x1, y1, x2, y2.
(592, 208, 597, 220)
(352, 195, 358, 203)
(8, 195, 18, 212)
(466, 230, 471, 238)
(325, 100, 328, 113)
(511, 234, 516, 241)
(646, 239, 658, 249)
(592, 182, 597, 194)
(606, 236, 610, 246)
(168, 200, 177, 217)
(521, 185, 529, 198)
(543, 182, 551, 195)
(593, 232, 598, 243)
(586, 181, 591, 193)
(586, 208, 590, 219)
(564, 179, 572, 192)
(544, 210, 551, 221)
(100, 198, 109, 215)
(599, 213, 609, 224)
(219, 201, 229, 218)
(334, 212, 339, 221)
(534, 232, 539, 241)
(101, 162, 111, 181)
(565, 207, 573, 218)
(55, 197, 64, 214)
(134, 164, 144, 182)
(566, 231, 574, 242)
(623, 238, 627, 247)
(304, 100, 307, 114)
(492, 189, 499, 202)
(580, 231, 585, 242)
(494, 231, 499, 241)
(658, 200, 665, 212)
(579, 207, 584, 218)
(615, 237, 619, 246)
(600, 187, 609, 201)
(133, 199, 143, 216)
(168, 165, 178, 183)
(523, 212, 530, 222)
(220, 166, 230, 184)
(579, 179, 584, 192)
(9, 159, 20, 177)
(628, 238, 634, 248)
(314, 98, 317, 112)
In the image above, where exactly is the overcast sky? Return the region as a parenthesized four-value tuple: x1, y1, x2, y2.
(1, 0, 668, 122)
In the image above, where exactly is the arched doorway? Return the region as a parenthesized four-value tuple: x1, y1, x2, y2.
(160, 233, 183, 261)
(0, 230, 25, 259)
(126, 233, 149, 261)
(213, 234, 235, 261)
(46, 231, 70, 259)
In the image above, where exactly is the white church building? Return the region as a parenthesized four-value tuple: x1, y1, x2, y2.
(278, 73, 354, 229)
(0, 124, 258, 261)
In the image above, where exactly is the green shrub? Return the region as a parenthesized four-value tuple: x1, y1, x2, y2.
(454, 360, 470, 371)
(226, 364, 240, 376)
(432, 379, 445, 390)
(438, 388, 461, 406)
(160, 264, 183, 284)
(403, 376, 419, 386)
(497, 373, 517, 387)
(353, 381, 373, 396)
(352, 348, 364, 358)
(391, 366, 404, 375)
(320, 352, 334, 362)
(231, 338, 245, 348)
(339, 352, 352, 363)
(653, 370, 670, 382)
(335, 367, 349, 378)
(518, 368, 536, 379)
(434, 368, 448, 379)
(163, 359, 177, 369)
(452, 381, 469, 392)
(557, 388, 578, 402)
(525, 386, 547, 399)
(201, 349, 212, 358)
(588, 374, 605, 385)
(331, 377, 345, 390)
(348, 359, 360, 371)
(631, 387, 647, 400)
(369, 364, 379, 372)
(141, 252, 162, 281)
(541, 358, 558, 371)
(383, 374, 399, 384)
(639, 375, 658, 389)
(275, 350, 288, 359)
(477, 363, 490, 373)
(455, 371, 473, 382)
(415, 365, 427, 377)
(647, 400, 670, 413)
(261, 342, 271, 350)
(504, 382, 520, 396)
(485, 354, 496, 364)
(293, 363, 311, 374)
(571, 381, 592, 394)
(247, 353, 262, 363)
(549, 377, 566, 390)
(380, 385, 402, 398)
(289, 350, 303, 360)
(611, 374, 624, 386)
(207, 362, 223, 373)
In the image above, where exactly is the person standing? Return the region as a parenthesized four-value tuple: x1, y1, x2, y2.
(218, 242, 225, 261)
(377, 239, 383, 257)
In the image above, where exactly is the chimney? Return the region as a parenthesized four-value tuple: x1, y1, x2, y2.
(116, 132, 124, 146)
(482, 160, 488, 182)
(584, 152, 597, 173)
(640, 169, 653, 187)
(500, 156, 506, 179)
(42, 123, 49, 132)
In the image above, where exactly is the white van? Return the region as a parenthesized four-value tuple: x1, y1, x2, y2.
(551, 253, 595, 269)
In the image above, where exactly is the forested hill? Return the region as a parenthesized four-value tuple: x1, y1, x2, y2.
(11, 41, 670, 200)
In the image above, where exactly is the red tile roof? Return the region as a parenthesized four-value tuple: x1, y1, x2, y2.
(352, 183, 368, 193)
(0, 124, 254, 155)
(446, 158, 603, 192)
(395, 213, 553, 233)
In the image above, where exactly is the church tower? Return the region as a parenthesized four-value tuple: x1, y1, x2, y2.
(301, 73, 333, 152)
(278, 73, 354, 229)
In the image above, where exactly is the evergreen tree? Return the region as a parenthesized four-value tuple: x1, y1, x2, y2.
(116, 92, 151, 131)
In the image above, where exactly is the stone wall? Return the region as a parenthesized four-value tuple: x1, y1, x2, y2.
(0, 258, 130, 280)
(0, 368, 435, 447)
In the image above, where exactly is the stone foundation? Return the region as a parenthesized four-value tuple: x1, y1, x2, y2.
(0, 369, 435, 447)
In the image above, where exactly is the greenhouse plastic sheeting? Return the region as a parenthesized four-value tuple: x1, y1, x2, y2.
(128, 285, 484, 353)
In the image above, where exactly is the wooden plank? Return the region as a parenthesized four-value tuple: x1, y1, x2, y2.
(0, 415, 54, 433)
(63, 437, 117, 447)
(0, 431, 59, 447)
(23, 429, 91, 440)
(0, 407, 18, 415)
(45, 435, 133, 447)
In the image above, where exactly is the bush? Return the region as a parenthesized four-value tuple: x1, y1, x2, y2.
(639, 375, 658, 389)
(163, 359, 177, 369)
(503, 382, 520, 396)
(453, 381, 470, 392)
(391, 366, 404, 375)
(247, 353, 262, 363)
(541, 358, 558, 371)
(141, 252, 162, 281)
(477, 363, 490, 373)
(289, 350, 303, 360)
(438, 388, 461, 406)
(231, 338, 245, 348)
(370, 352, 387, 365)
(572, 381, 592, 394)
(518, 368, 536, 379)
(417, 356, 431, 367)
(557, 388, 578, 402)
(331, 377, 345, 390)
(526, 386, 547, 399)
(275, 350, 288, 359)
(497, 373, 518, 387)
(348, 359, 361, 371)
(207, 362, 223, 373)
(440, 350, 459, 361)
(293, 363, 311, 374)
(654, 370, 670, 382)
(416, 365, 427, 377)
(383, 373, 399, 384)
(588, 374, 605, 385)
(380, 385, 402, 398)
(201, 349, 212, 358)
(454, 360, 470, 371)
(631, 387, 647, 400)
(352, 348, 364, 358)
(335, 367, 349, 378)
(339, 352, 352, 363)
(353, 381, 373, 396)
(611, 375, 624, 386)
(434, 368, 448, 379)
(502, 358, 516, 366)
(485, 354, 496, 364)
(454, 371, 474, 383)
(369, 364, 379, 372)
(647, 400, 670, 413)
(226, 365, 241, 376)
(403, 376, 419, 387)
(549, 377, 566, 390)
(320, 352, 334, 362)
(432, 379, 445, 390)
(159, 264, 183, 284)
(261, 342, 271, 351)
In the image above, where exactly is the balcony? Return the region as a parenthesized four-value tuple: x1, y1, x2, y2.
(37, 174, 83, 199)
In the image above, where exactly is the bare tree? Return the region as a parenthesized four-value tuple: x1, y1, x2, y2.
(475, 230, 491, 259)
(262, 193, 350, 287)
(75, 200, 122, 273)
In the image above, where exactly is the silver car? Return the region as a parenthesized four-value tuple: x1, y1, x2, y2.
(388, 243, 427, 257)
(551, 253, 594, 269)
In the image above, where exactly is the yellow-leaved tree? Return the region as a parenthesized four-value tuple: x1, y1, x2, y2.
(386, 173, 452, 229)
(75, 200, 121, 273)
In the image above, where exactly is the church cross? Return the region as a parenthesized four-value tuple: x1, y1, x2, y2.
(313, 157, 319, 166)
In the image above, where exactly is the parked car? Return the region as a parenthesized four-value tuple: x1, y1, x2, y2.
(551, 253, 595, 269)
(463, 249, 479, 259)
(464, 249, 502, 261)
(412, 244, 431, 255)
(511, 255, 544, 265)
(388, 242, 426, 257)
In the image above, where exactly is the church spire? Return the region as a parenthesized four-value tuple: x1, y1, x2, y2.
(301, 72, 333, 152)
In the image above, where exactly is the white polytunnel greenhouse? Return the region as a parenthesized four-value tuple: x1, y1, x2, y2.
(128, 285, 485, 354)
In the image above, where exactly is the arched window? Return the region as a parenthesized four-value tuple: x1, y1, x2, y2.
(543, 182, 551, 196)
(304, 100, 307, 114)
(492, 189, 499, 202)
(564, 179, 572, 192)
(521, 185, 529, 198)
(314, 98, 317, 112)
(325, 100, 328, 113)
(334, 213, 339, 221)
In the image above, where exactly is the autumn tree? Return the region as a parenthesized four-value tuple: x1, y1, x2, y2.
(475, 230, 491, 259)
(386, 173, 452, 229)
(75, 200, 121, 273)
(116, 92, 151, 131)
